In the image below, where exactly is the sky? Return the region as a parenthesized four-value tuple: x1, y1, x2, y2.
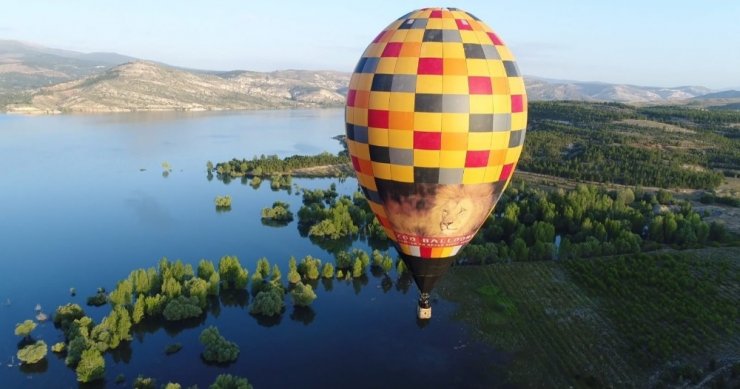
(2, 0, 739, 89)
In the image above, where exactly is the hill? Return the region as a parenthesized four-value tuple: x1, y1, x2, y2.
(5, 61, 349, 113)
(526, 76, 712, 103)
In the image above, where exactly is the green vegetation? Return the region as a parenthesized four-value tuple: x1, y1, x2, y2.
(134, 375, 156, 389)
(460, 181, 728, 264)
(212, 151, 348, 178)
(76, 348, 105, 383)
(210, 374, 254, 389)
(219, 256, 249, 289)
(165, 343, 183, 355)
(290, 282, 317, 307)
(17, 340, 47, 364)
(700, 191, 740, 207)
(199, 326, 239, 363)
(215, 195, 232, 209)
(250, 285, 284, 316)
(162, 295, 203, 321)
(51, 342, 65, 353)
(14, 319, 37, 338)
(261, 201, 294, 223)
(86, 289, 108, 306)
(521, 101, 740, 189)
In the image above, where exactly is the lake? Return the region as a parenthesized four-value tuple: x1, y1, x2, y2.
(0, 110, 505, 388)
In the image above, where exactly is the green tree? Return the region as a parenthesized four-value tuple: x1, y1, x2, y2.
(270, 264, 282, 284)
(133, 376, 156, 389)
(198, 259, 217, 280)
(290, 282, 317, 307)
(210, 374, 253, 389)
(162, 296, 203, 321)
(76, 348, 105, 383)
(288, 256, 301, 284)
(185, 277, 209, 308)
(219, 256, 248, 289)
(161, 276, 182, 299)
(250, 287, 284, 316)
(51, 342, 65, 353)
(255, 257, 271, 279)
(199, 326, 239, 363)
(132, 294, 146, 324)
(144, 294, 166, 317)
(352, 258, 365, 278)
(17, 340, 47, 364)
(53, 303, 86, 332)
(321, 262, 335, 279)
(14, 319, 37, 338)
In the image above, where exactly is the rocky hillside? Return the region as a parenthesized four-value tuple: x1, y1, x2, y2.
(5, 61, 349, 114)
(526, 77, 712, 103)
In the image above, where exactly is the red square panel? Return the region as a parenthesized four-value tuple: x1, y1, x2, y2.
(499, 163, 514, 180)
(368, 109, 389, 128)
(511, 95, 524, 113)
(414, 131, 442, 150)
(382, 42, 402, 57)
(420, 246, 433, 258)
(430, 10, 442, 18)
(468, 76, 492, 94)
(351, 156, 361, 171)
(487, 32, 503, 45)
(417, 58, 444, 75)
(347, 89, 357, 106)
(455, 19, 472, 30)
(465, 150, 490, 167)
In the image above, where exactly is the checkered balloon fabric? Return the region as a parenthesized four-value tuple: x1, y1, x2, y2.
(346, 7, 527, 259)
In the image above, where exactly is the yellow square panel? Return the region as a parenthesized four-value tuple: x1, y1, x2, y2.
(357, 74, 374, 91)
(468, 132, 493, 150)
(346, 138, 357, 156)
(441, 132, 468, 150)
(474, 31, 491, 43)
(508, 77, 525, 94)
(497, 46, 514, 61)
(469, 95, 493, 114)
(412, 9, 431, 19)
(376, 58, 397, 74)
(399, 42, 421, 57)
(442, 75, 469, 94)
(387, 20, 404, 30)
(491, 132, 510, 149)
(414, 112, 442, 131)
(416, 75, 443, 94)
(404, 29, 424, 43)
(460, 30, 479, 44)
(420, 42, 443, 58)
(441, 18, 457, 29)
(442, 43, 465, 59)
(463, 167, 486, 184)
(439, 150, 466, 168)
(388, 129, 414, 148)
(389, 111, 414, 130)
(353, 142, 371, 160)
(357, 172, 377, 191)
(389, 92, 415, 112)
(345, 107, 354, 123)
(349, 74, 360, 90)
(441, 113, 469, 133)
(443, 58, 467, 75)
(390, 29, 408, 42)
(488, 61, 506, 78)
(354, 108, 368, 127)
(395, 57, 419, 74)
(368, 92, 390, 110)
(368, 127, 389, 146)
(371, 162, 391, 180)
(414, 149, 440, 167)
(492, 77, 510, 95)
(391, 165, 414, 183)
(364, 43, 384, 58)
(472, 20, 492, 33)
(426, 18, 443, 29)
(493, 95, 512, 113)
(505, 146, 523, 164)
(466, 59, 490, 76)
(450, 11, 471, 20)
(511, 112, 527, 130)
(484, 164, 503, 182)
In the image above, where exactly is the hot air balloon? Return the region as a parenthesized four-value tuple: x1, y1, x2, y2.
(346, 7, 527, 319)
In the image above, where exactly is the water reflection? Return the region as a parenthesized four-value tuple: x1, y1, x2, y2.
(289, 306, 316, 325)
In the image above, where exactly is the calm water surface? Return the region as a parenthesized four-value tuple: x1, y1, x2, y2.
(0, 110, 505, 388)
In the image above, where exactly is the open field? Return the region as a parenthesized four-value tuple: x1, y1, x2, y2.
(438, 247, 740, 388)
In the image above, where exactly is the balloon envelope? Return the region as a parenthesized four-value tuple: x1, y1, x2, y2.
(346, 7, 527, 265)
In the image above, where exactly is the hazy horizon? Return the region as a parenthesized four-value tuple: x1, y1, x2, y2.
(2, 1, 739, 89)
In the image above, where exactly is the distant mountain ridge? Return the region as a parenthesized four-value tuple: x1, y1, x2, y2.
(1, 39, 737, 113)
